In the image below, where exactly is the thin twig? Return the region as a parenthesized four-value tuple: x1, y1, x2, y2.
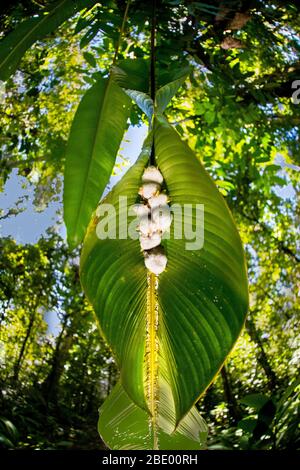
(112, 0, 131, 66)
(241, 211, 300, 263)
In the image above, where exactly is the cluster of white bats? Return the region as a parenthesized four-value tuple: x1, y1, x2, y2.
(133, 166, 172, 275)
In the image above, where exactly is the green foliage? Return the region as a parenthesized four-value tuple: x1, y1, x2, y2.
(209, 379, 300, 450)
(156, 73, 189, 113)
(0, 234, 116, 449)
(0, 0, 97, 81)
(99, 382, 208, 450)
(63, 76, 131, 248)
(0, 0, 299, 451)
(80, 109, 247, 447)
(0, 417, 19, 448)
(111, 59, 150, 93)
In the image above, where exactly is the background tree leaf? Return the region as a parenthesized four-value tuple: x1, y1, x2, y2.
(83, 51, 97, 68)
(111, 59, 150, 93)
(156, 72, 189, 113)
(240, 393, 270, 411)
(0, 0, 97, 81)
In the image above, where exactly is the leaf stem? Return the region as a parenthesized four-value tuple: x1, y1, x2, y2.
(149, 0, 157, 165)
(150, 0, 157, 103)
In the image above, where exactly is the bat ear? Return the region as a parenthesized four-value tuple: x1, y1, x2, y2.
(144, 247, 168, 275)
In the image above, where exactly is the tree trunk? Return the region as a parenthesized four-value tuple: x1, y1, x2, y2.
(41, 305, 84, 404)
(76, 335, 93, 412)
(13, 310, 35, 381)
(246, 318, 278, 391)
(41, 319, 73, 403)
(220, 364, 242, 423)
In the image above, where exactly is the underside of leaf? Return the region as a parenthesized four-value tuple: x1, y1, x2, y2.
(98, 381, 208, 450)
(80, 116, 248, 448)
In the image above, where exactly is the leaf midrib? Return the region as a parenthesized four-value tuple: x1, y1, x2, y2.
(146, 272, 159, 449)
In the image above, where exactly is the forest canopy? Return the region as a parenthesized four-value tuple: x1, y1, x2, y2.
(0, 0, 299, 450)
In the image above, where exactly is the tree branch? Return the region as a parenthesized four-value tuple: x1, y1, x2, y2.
(241, 211, 300, 263)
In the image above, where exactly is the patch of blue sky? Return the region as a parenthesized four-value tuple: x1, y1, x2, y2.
(0, 124, 148, 245)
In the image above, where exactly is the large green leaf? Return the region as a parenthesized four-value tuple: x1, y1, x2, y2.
(111, 59, 154, 120)
(124, 77, 186, 120)
(80, 135, 151, 409)
(0, 0, 96, 81)
(111, 59, 191, 92)
(156, 73, 189, 113)
(80, 116, 248, 447)
(98, 382, 207, 450)
(154, 114, 248, 419)
(112, 61, 189, 118)
(125, 90, 154, 120)
(63, 76, 131, 249)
